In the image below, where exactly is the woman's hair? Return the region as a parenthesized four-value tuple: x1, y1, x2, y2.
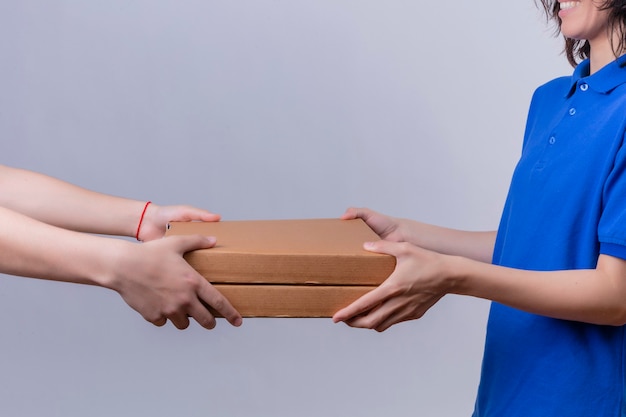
(536, 0, 626, 67)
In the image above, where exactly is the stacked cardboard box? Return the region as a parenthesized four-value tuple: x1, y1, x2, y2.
(165, 218, 396, 317)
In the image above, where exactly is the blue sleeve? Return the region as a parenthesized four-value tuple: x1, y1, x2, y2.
(598, 132, 626, 260)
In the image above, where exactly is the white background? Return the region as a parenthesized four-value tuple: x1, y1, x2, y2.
(0, 1, 571, 416)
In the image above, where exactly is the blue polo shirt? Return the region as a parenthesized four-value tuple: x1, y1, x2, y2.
(473, 56, 626, 417)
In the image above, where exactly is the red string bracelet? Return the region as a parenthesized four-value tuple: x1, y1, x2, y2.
(135, 201, 152, 241)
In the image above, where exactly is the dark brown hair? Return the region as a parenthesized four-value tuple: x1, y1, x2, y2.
(536, 0, 626, 67)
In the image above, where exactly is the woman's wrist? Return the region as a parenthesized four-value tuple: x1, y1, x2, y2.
(441, 255, 473, 296)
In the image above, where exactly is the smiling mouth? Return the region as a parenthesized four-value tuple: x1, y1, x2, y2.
(560, 1, 580, 10)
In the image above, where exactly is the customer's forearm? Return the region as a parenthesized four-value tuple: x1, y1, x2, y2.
(0, 206, 126, 286)
(0, 165, 146, 236)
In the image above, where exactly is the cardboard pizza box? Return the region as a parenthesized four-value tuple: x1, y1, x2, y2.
(165, 218, 396, 317)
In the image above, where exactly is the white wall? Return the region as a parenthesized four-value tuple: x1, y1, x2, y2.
(0, 1, 571, 416)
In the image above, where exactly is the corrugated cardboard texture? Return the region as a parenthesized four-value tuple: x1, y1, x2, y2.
(212, 285, 377, 318)
(165, 218, 396, 317)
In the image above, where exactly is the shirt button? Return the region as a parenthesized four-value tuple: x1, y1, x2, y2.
(580, 83, 589, 91)
(549, 136, 556, 144)
(569, 108, 576, 116)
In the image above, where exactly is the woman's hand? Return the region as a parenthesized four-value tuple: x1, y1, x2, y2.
(341, 207, 406, 242)
(332, 240, 452, 332)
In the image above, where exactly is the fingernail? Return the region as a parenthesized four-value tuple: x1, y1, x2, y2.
(364, 241, 375, 249)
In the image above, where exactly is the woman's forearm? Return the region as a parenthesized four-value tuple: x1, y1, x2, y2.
(399, 218, 497, 263)
(341, 207, 497, 263)
(450, 254, 626, 326)
(334, 242, 626, 330)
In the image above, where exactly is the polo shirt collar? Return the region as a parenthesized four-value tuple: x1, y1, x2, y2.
(565, 54, 626, 97)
